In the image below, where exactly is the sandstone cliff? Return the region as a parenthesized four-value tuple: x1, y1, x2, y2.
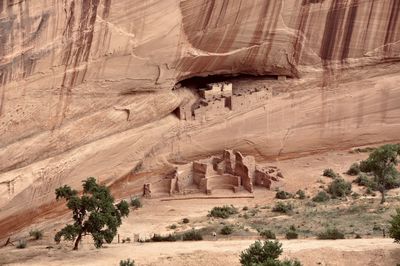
(1, 0, 400, 238)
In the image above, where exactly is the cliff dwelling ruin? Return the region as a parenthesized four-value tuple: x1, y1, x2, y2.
(142, 150, 282, 198)
(174, 75, 286, 121)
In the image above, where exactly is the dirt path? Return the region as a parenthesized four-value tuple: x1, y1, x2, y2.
(3, 238, 399, 266)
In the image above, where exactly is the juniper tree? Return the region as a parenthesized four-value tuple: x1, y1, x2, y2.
(54, 177, 129, 250)
(360, 144, 400, 203)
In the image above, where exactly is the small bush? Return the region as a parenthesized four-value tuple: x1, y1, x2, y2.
(130, 197, 142, 209)
(169, 224, 177, 229)
(242, 206, 249, 211)
(240, 240, 302, 266)
(312, 191, 330, 202)
(16, 240, 27, 249)
(359, 160, 371, 172)
(151, 234, 178, 242)
(346, 163, 360, 176)
(389, 208, 400, 243)
(355, 174, 379, 191)
(29, 229, 43, 240)
(182, 229, 203, 241)
(125, 237, 131, 243)
(286, 230, 298, 240)
(372, 223, 381, 231)
(272, 202, 293, 214)
(220, 225, 234, 235)
(351, 192, 360, 199)
(275, 190, 292, 200)
(318, 228, 345, 240)
(182, 218, 190, 224)
(260, 230, 276, 239)
(295, 190, 306, 199)
(323, 168, 337, 178)
(327, 178, 352, 198)
(209, 205, 238, 219)
(120, 259, 135, 266)
(366, 187, 377, 196)
(352, 147, 375, 153)
(355, 234, 362, 239)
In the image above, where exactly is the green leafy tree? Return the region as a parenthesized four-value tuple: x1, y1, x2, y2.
(54, 177, 129, 250)
(389, 208, 400, 243)
(360, 144, 400, 203)
(240, 240, 302, 266)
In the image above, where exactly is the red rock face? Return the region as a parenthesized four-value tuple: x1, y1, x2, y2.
(177, 0, 400, 79)
(0, 0, 400, 239)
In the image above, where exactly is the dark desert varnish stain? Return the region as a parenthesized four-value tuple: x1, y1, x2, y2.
(102, 0, 111, 19)
(293, 0, 312, 64)
(383, 0, 400, 55)
(340, 0, 358, 60)
(320, 0, 346, 61)
(55, 0, 101, 129)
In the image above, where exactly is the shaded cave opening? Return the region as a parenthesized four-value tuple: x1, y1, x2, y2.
(175, 73, 282, 89)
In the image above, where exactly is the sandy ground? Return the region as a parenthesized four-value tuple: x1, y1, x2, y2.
(2, 238, 399, 266)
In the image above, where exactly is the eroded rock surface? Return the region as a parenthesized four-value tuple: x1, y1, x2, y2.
(1, 0, 400, 238)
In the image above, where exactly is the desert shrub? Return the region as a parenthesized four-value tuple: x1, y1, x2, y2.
(249, 208, 260, 217)
(352, 147, 376, 153)
(240, 240, 302, 266)
(16, 240, 27, 249)
(286, 226, 298, 240)
(312, 191, 330, 202)
(327, 178, 352, 198)
(272, 202, 293, 214)
(220, 225, 234, 235)
(317, 228, 345, 240)
(351, 192, 360, 199)
(354, 173, 378, 190)
(260, 229, 276, 239)
(359, 160, 370, 172)
(209, 205, 238, 219)
(182, 218, 190, 224)
(275, 190, 292, 200)
(182, 229, 203, 241)
(120, 259, 135, 266)
(125, 237, 131, 243)
(346, 163, 360, 176)
(169, 224, 177, 229)
(151, 234, 178, 242)
(243, 206, 249, 211)
(29, 229, 43, 240)
(365, 187, 376, 196)
(323, 168, 337, 178)
(295, 190, 306, 199)
(130, 197, 142, 209)
(355, 234, 362, 239)
(286, 231, 298, 240)
(372, 223, 381, 231)
(389, 209, 400, 243)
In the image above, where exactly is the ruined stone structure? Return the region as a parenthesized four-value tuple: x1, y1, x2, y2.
(144, 150, 282, 197)
(143, 183, 152, 198)
(175, 99, 193, 121)
(176, 82, 272, 121)
(230, 88, 272, 111)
